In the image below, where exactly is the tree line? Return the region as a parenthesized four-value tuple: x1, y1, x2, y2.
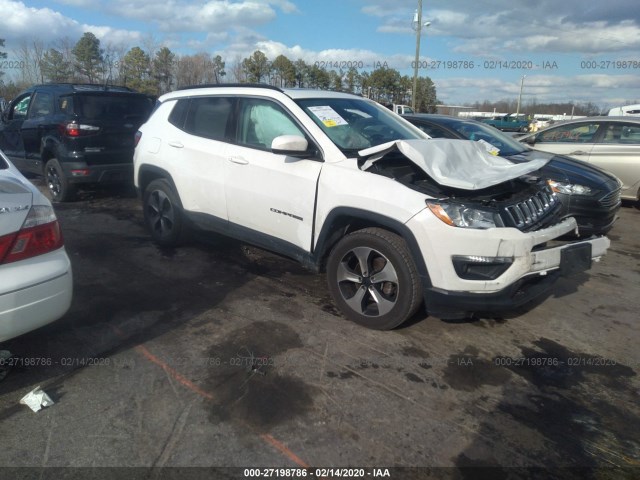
(466, 99, 616, 117)
(0, 33, 438, 112)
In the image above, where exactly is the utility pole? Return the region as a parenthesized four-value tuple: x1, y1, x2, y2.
(516, 75, 526, 116)
(411, 0, 423, 112)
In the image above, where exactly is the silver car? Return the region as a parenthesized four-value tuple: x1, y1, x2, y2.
(0, 150, 73, 342)
(519, 116, 640, 200)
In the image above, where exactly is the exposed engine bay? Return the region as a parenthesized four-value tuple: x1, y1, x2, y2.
(359, 139, 562, 231)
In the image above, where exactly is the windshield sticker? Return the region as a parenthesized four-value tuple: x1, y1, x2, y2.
(477, 139, 500, 156)
(308, 106, 348, 128)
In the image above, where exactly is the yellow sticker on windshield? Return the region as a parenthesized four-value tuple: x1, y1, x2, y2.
(309, 106, 348, 128)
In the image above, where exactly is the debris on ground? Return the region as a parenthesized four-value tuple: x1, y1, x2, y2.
(19, 386, 55, 412)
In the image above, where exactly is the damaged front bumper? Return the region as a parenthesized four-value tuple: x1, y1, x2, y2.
(406, 213, 610, 318)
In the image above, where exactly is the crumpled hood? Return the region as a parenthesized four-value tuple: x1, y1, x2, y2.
(359, 139, 550, 190)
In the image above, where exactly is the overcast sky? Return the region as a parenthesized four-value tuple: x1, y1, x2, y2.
(1, 0, 639, 108)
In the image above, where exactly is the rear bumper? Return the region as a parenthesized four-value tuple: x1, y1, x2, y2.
(0, 249, 73, 342)
(62, 161, 133, 185)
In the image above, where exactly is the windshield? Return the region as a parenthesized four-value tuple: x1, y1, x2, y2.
(450, 121, 527, 156)
(295, 98, 426, 155)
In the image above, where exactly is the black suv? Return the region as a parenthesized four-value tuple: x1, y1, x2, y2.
(0, 84, 155, 201)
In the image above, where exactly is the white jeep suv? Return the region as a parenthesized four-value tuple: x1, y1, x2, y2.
(133, 85, 609, 330)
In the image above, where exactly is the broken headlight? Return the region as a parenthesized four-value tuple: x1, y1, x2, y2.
(426, 201, 499, 229)
(547, 180, 592, 196)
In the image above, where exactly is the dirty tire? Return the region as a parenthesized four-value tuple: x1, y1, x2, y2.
(45, 158, 76, 202)
(143, 179, 188, 247)
(326, 228, 422, 330)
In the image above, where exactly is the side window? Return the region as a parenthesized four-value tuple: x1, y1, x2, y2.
(59, 96, 74, 115)
(415, 123, 456, 139)
(537, 123, 600, 143)
(27, 92, 54, 118)
(238, 98, 305, 150)
(601, 123, 640, 144)
(184, 97, 232, 140)
(168, 99, 189, 129)
(10, 94, 32, 120)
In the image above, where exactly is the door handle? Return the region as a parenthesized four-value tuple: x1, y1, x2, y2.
(228, 156, 249, 165)
(168, 141, 184, 148)
(569, 150, 588, 155)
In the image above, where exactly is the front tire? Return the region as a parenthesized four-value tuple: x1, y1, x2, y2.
(143, 179, 187, 247)
(45, 159, 76, 202)
(326, 228, 423, 330)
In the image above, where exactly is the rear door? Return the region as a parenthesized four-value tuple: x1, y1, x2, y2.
(587, 121, 640, 198)
(162, 96, 233, 223)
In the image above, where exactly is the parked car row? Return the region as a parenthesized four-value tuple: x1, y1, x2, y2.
(1, 81, 634, 339)
(518, 117, 640, 201)
(133, 85, 610, 329)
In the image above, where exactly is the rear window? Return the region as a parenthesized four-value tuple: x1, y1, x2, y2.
(66, 94, 154, 121)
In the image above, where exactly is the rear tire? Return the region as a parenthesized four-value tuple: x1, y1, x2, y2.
(45, 159, 76, 202)
(143, 179, 188, 247)
(326, 228, 423, 330)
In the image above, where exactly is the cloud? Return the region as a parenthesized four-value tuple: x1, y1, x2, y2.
(86, 25, 144, 46)
(104, 0, 293, 33)
(362, 0, 640, 55)
(435, 74, 640, 105)
(0, 0, 82, 42)
(51, 0, 93, 6)
(0, 0, 145, 48)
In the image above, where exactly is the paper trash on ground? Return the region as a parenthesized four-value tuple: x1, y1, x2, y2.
(20, 386, 55, 412)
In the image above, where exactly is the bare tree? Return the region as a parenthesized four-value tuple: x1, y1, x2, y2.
(14, 39, 45, 83)
(229, 55, 246, 83)
(102, 42, 126, 84)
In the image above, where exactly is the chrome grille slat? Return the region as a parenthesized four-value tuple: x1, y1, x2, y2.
(503, 189, 558, 229)
(599, 189, 621, 208)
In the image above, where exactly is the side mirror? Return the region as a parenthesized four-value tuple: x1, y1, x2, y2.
(523, 135, 536, 145)
(271, 135, 310, 157)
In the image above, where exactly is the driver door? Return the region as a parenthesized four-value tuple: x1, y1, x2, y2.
(0, 93, 32, 169)
(224, 97, 322, 253)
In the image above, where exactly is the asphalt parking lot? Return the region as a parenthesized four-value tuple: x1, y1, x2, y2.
(1, 184, 639, 479)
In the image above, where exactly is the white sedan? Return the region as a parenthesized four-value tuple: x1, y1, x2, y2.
(0, 150, 72, 342)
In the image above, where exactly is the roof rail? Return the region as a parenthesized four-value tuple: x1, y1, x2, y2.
(31, 83, 135, 92)
(177, 83, 283, 92)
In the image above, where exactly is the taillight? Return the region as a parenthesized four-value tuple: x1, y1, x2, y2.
(0, 206, 64, 264)
(134, 131, 142, 147)
(60, 122, 100, 137)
